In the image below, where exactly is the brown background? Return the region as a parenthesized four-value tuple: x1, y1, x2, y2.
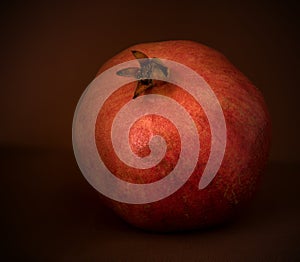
(1, 0, 299, 261)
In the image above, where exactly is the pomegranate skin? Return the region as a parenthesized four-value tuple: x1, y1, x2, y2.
(95, 40, 271, 232)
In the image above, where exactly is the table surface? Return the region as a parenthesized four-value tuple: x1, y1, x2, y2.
(1, 148, 299, 261)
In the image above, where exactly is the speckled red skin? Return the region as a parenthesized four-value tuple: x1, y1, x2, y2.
(94, 40, 271, 232)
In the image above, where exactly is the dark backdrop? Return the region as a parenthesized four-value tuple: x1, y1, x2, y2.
(1, 0, 299, 261)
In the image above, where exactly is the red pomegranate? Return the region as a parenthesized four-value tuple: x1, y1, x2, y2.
(93, 40, 271, 232)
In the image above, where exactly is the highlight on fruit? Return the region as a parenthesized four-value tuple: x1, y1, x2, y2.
(73, 57, 226, 204)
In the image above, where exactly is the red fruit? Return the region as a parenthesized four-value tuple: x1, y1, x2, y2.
(94, 40, 271, 232)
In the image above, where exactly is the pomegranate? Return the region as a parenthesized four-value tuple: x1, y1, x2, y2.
(74, 40, 271, 232)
